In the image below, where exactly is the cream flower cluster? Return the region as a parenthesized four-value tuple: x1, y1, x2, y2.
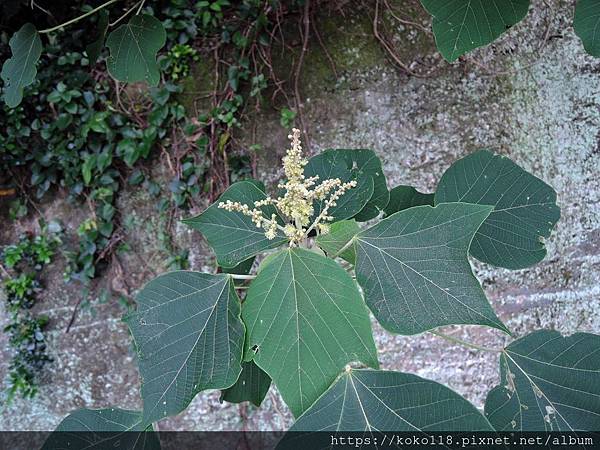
(218, 128, 357, 246)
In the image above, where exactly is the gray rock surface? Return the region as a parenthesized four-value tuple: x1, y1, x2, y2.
(1, 0, 599, 431)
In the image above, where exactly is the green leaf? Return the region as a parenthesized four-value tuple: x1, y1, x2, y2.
(82, 156, 94, 186)
(220, 361, 271, 407)
(420, 0, 530, 62)
(42, 408, 160, 450)
(1, 23, 42, 107)
(125, 271, 244, 424)
(285, 369, 493, 433)
(384, 185, 434, 216)
(86, 9, 109, 64)
(243, 248, 378, 417)
(355, 203, 507, 335)
(316, 220, 360, 264)
(304, 149, 389, 222)
(485, 330, 600, 431)
(221, 257, 255, 275)
(574, 0, 600, 57)
(434, 150, 560, 269)
(106, 14, 166, 86)
(183, 181, 287, 268)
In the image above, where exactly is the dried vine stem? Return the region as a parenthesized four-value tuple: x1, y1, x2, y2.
(294, 0, 312, 153)
(370, 0, 439, 78)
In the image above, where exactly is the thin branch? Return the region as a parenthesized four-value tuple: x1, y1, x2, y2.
(311, 11, 337, 79)
(39, 0, 120, 34)
(331, 238, 356, 259)
(372, 0, 416, 76)
(31, 0, 53, 17)
(136, 0, 146, 15)
(294, 0, 311, 153)
(109, 0, 142, 27)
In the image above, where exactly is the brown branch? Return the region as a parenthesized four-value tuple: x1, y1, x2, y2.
(294, 0, 312, 153)
(311, 11, 337, 80)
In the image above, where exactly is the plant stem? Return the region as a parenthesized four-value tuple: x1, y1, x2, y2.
(39, 0, 120, 34)
(136, 0, 146, 14)
(228, 274, 256, 280)
(109, 0, 141, 27)
(331, 238, 356, 259)
(430, 330, 502, 353)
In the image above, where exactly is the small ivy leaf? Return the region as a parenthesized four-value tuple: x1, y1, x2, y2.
(485, 330, 600, 431)
(355, 202, 508, 335)
(183, 181, 287, 268)
(282, 369, 493, 438)
(220, 361, 272, 407)
(434, 150, 560, 269)
(42, 408, 160, 450)
(1, 23, 43, 107)
(316, 219, 360, 264)
(420, 0, 530, 62)
(125, 271, 244, 425)
(243, 248, 378, 417)
(384, 185, 434, 216)
(574, 0, 600, 57)
(106, 14, 166, 86)
(86, 9, 110, 64)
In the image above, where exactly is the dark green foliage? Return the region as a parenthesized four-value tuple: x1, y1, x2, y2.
(4, 274, 38, 312)
(435, 150, 560, 269)
(384, 185, 434, 216)
(1, 23, 42, 107)
(221, 361, 271, 407)
(485, 331, 600, 431)
(42, 408, 159, 450)
(3, 314, 51, 403)
(2, 231, 60, 271)
(1, 227, 58, 403)
(420, 0, 530, 62)
(574, 0, 600, 57)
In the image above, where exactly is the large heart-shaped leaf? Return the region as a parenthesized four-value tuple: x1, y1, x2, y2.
(243, 248, 378, 417)
(435, 150, 560, 269)
(42, 408, 160, 450)
(106, 14, 166, 86)
(125, 271, 244, 425)
(316, 220, 360, 264)
(285, 369, 493, 436)
(384, 185, 434, 216)
(485, 330, 600, 431)
(574, 0, 600, 57)
(420, 0, 530, 62)
(304, 149, 388, 222)
(221, 361, 272, 407)
(183, 181, 287, 268)
(1, 23, 42, 107)
(355, 203, 507, 335)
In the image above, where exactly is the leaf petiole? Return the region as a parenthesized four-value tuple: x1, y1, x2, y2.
(39, 0, 120, 34)
(109, 0, 143, 27)
(430, 330, 502, 353)
(228, 274, 256, 280)
(331, 237, 355, 259)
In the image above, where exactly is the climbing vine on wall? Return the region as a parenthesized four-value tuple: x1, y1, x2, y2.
(1, 224, 60, 403)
